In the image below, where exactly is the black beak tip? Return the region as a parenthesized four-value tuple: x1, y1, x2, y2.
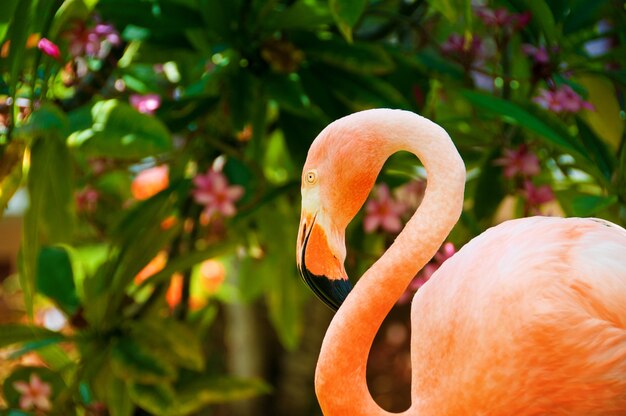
(300, 266, 352, 312)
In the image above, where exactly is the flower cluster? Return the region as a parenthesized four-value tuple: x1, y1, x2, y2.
(494, 144, 540, 178)
(363, 184, 407, 234)
(495, 145, 554, 214)
(64, 18, 120, 59)
(533, 85, 594, 114)
(75, 186, 100, 213)
(475, 7, 531, 30)
(192, 168, 244, 222)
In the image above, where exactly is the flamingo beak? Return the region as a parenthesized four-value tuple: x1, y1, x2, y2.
(297, 211, 352, 312)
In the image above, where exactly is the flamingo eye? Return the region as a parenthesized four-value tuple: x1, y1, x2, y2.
(305, 169, 318, 185)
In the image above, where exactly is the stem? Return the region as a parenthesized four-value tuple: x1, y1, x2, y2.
(174, 203, 203, 320)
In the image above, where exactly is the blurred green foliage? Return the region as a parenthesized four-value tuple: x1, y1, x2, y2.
(0, 0, 625, 414)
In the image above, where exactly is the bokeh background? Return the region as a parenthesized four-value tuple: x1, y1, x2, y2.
(1, 0, 625, 414)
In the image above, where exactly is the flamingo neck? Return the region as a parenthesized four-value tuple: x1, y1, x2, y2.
(315, 111, 466, 415)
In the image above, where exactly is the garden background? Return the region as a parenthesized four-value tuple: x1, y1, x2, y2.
(0, 0, 625, 414)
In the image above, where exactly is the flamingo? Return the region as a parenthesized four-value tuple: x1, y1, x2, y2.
(296, 109, 626, 415)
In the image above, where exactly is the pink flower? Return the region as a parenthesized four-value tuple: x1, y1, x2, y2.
(521, 44, 550, 64)
(37, 38, 60, 60)
(65, 19, 120, 58)
(129, 94, 161, 115)
(494, 144, 540, 178)
(192, 168, 244, 219)
(131, 165, 169, 200)
(393, 180, 426, 214)
(441, 33, 485, 61)
(75, 186, 100, 212)
(533, 85, 594, 113)
(398, 242, 456, 304)
(476, 7, 531, 29)
(434, 242, 456, 264)
(522, 180, 554, 215)
(13, 373, 52, 412)
(363, 184, 406, 234)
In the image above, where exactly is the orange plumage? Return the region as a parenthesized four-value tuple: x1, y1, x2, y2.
(297, 109, 626, 415)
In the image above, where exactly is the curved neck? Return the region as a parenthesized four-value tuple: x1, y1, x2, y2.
(315, 111, 465, 415)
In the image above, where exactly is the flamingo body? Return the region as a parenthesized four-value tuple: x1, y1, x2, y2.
(411, 216, 626, 415)
(296, 109, 626, 415)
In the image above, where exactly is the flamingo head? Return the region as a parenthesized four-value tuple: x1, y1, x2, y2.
(296, 116, 389, 311)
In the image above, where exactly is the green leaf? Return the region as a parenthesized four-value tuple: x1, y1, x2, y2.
(0, 142, 24, 212)
(227, 69, 257, 131)
(98, 0, 203, 43)
(0, 324, 63, 349)
(36, 246, 80, 314)
(197, 0, 240, 42)
(16, 104, 70, 141)
(507, 0, 558, 44)
(527, 0, 558, 44)
(36, 343, 74, 372)
(460, 91, 587, 156)
(329, 0, 367, 42)
(575, 117, 615, 182)
(263, 0, 333, 30)
(302, 36, 395, 75)
(0, 0, 19, 44)
(562, 0, 610, 35)
(173, 375, 271, 414)
(129, 319, 205, 371)
(28, 132, 75, 243)
(127, 373, 269, 416)
(320, 67, 410, 111)
(92, 367, 134, 416)
(263, 73, 311, 115)
(472, 149, 507, 223)
(427, 0, 469, 21)
(67, 100, 172, 159)
(20, 108, 74, 316)
(577, 75, 624, 152)
(4, 0, 33, 116)
(128, 383, 176, 415)
(251, 198, 308, 349)
(49, 0, 93, 39)
(571, 194, 617, 217)
(111, 338, 177, 384)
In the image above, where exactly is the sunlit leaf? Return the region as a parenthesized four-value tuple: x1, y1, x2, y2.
(329, 0, 367, 42)
(128, 383, 176, 415)
(577, 75, 624, 151)
(173, 375, 271, 413)
(460, 90, 587, 156)
(0, 0, 19, 44)
(0, 141, 24, 212)
(67, 100, 172, 159)
(427, 0, 470, 22)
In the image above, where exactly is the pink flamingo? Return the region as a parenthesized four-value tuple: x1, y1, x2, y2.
(296, 109, 626, 415)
